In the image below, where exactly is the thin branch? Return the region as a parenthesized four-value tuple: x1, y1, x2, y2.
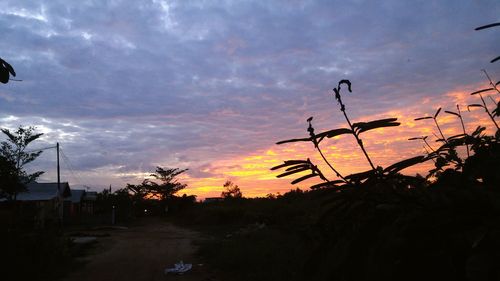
(456, 105, 470, 158)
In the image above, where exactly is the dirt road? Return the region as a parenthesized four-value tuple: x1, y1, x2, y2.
(64, 218, 216, 281)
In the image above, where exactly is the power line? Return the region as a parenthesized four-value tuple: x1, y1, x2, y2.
(59, 147, 93, 190)
(24, 145, 57, 153)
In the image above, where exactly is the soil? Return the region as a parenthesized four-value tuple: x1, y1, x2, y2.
(63, 218, 218, 281)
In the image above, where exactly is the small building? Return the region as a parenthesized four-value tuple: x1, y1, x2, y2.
(82, 191, 97, 215)
(65, 189, 86, 221)
(16, 182, 72, 227)
(204, 197, 223, 203)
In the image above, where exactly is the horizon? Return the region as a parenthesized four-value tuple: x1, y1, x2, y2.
(1, 1, 499, 199)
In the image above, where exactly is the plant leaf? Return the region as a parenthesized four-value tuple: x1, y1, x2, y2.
(444, 110, 459, 117)
(338, 79, 352, 92)
(414, 116, 433, 121)
(446, 133, 466, 140)
(3, 60, 16, 76)
(475, 22, 500, 30)
(467, 104, 484, 111)
(270, 160, 309, 170)
(276, 137, 311, 145)
(310, 180, 346, 189)
(352, 118, 400, 134)
(291, 173, 318, 184)
(470, 88, 494, 95)
(285, 164, 310, 171)
(345, 169, 376, 182)
(491, 56, 500, 63)
(434, 107, 442, 118)
(315, 128, 352, 139)
(383, 156, 426, 174)
(277, 167, 311, 178)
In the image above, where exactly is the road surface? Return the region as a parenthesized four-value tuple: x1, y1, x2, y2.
(64, 218, 217, 281)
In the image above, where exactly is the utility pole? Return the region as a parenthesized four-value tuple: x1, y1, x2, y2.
(57, 142, 63, 223)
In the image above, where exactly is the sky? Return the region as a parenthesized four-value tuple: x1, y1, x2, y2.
(0, 0, 499, 199)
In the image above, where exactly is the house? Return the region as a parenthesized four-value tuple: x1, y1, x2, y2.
(81, 191, 97, 215)
(204, 197, 223, 203)
(65, 189, 86, 220)
(15, 182, 72, 227)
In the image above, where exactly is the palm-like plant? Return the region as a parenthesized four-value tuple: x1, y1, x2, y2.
(272, 80, 425, 189)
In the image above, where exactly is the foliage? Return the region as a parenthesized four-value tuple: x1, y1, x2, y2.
(475, 22, 500, 63)
(0, 153, 23, 199)
(0, 57, 16, 84)
(0, 126, 44, 200)
(221, 180, 243, 199)
(164, 23, 500, 281)
(127, 167, 188, 201)
(1, 226, 72, 281)
(272, 79, 426, 189)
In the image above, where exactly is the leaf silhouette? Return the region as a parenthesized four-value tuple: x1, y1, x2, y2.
(471, 126, 486, 137)
(467, 104, 484, 111)
(475, 22, 500, 30)
(270, 160, 309, 170)
(338, 79, 352, 92)
(285, 164, 310, 171)
(277, 167, 310, 178)
(345, 169, 376, 182)
(276, 137, 311, 145)
(444, 110, 460, 117)
(310, 180, 346, 189)
(470, 88, 494, 95)
(352, 118, 400, 134)
(491, 56, 500, 63)
(408, 136, 428, 141)
(493, 101, 500, 117)
(434, 107, 442, 118)
(291, 173, 318, 184)
(315, 128, 352, 139)
(277, 128, 352, 145)
(0, 58, 16, 84)
(414, 116, 433, 121)
(446, 133, 467, 140)
(383, 156, 426, 174)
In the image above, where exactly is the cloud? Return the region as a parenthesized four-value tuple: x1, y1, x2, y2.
(0, 0, 499, 197)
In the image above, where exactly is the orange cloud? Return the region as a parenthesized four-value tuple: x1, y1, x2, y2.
(179, 86, 496, 200)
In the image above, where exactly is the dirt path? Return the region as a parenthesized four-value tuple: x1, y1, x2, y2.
(64, 218, 217, 281)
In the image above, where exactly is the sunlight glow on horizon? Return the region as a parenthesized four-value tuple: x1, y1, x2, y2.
(177, 86, 497, 199)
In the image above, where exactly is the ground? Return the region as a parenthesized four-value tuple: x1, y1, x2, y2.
(63, 218, 217, 281)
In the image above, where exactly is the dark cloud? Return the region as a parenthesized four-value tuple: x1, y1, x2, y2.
(1, 0, 499, 191)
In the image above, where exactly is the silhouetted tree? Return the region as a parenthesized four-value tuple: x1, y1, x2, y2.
(0, 155, 22, 199)
(143, 167, 188, 200)
(0, 126, 44, 200)
(221, 180, 242, 199)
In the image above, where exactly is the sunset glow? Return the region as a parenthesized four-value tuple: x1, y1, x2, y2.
(1, 1, 498, 199)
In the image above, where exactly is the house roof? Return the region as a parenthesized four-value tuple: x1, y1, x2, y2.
(16, 182, 72, 201)
(83, 191, 97, 201)
(65, 189, 85, 203)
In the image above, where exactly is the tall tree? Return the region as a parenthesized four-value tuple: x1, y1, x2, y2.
(143, 167, 188, 200)
(221, 180, 242, 199)
(0, 126, 44, 200)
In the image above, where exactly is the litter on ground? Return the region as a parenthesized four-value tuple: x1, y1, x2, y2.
(164, 261, 192, 275)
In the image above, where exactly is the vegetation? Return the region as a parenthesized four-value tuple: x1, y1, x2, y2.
(221, 180, 243, 199)
(0, 57, 16, 84)
(0, 126, 44, 200)
(180, 29, 500, 279)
